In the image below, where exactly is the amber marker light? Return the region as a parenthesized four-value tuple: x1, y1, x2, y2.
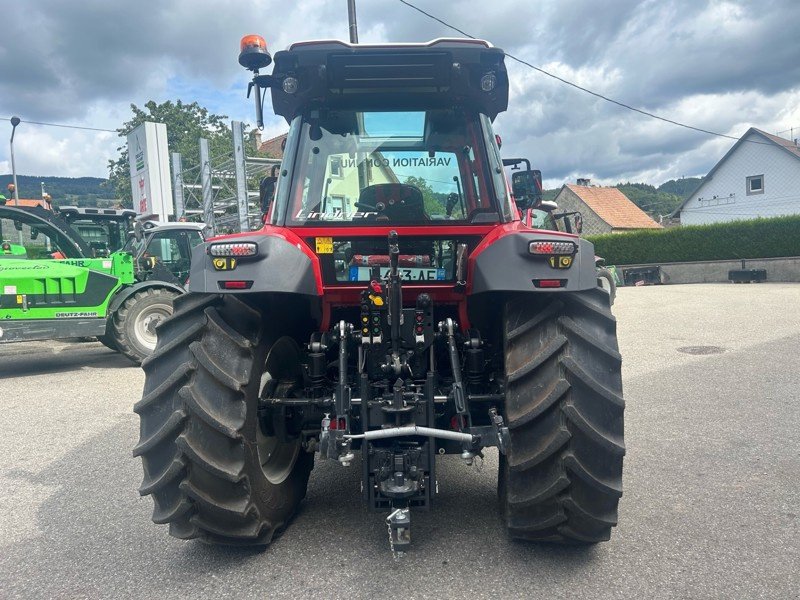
(238, 34, 272, 70)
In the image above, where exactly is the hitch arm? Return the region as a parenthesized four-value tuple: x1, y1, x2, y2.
(387, 230, 402, 360)
(441, 318, 468, 417)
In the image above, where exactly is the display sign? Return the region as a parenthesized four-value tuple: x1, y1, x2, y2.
(127, 122, 174, 219)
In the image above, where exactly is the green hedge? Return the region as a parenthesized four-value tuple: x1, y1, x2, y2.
(587, 215, 800, 265)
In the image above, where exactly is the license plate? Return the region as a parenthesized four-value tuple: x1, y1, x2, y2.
(349, 266, 446, 282)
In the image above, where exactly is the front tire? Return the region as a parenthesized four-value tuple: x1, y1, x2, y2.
(112, 287, 178, 364)
(499, 288, 625, 543)
(134, 293, 313, 545)
(596, 268, 617, 306)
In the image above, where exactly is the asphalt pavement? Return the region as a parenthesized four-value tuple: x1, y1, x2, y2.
(0, 283, 798, 599)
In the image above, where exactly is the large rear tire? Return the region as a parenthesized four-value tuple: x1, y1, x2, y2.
(134, 293, 313, 545)
(499, 288, 625, 543)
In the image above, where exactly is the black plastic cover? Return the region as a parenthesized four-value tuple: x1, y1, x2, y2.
(265, 39, 509, 122)
(188, 234, 320, 296)
(471, 232, 599, 294)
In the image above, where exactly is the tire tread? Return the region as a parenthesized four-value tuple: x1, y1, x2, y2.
(501, 288, 624, 544)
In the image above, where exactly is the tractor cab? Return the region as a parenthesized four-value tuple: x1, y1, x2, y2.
(257, 40, 516, 233)
(123, 221, 207, 284)
(58, 206, 137, 256)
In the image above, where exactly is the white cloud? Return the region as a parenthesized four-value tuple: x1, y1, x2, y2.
(0, 0, 798, 189)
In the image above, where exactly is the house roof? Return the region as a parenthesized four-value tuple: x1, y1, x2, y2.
(258, 133, 288, 158)
(563, 184, 662, 229)
(3, 198, 52, 209)
(673, 127, 800, 216)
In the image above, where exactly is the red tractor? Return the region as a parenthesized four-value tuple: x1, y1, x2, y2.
(134, 36, 624, 553)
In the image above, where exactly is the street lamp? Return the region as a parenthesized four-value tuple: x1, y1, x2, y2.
(9, 116, 21, 203)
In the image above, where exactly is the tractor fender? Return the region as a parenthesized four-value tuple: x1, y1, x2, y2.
(187, 232, 321, 296)
(470, 231, 598, 294)
(107, 280, 185, 316)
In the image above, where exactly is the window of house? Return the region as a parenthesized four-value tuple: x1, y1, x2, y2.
(747, 175, 764, 195)
(330, 156, 343, 178)
(329, 194, 348, 219)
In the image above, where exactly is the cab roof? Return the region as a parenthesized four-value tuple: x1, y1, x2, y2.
(264, 38, 508, 122)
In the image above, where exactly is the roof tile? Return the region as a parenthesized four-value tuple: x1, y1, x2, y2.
(3, 198, 51, 209)
(258, 133, 288, 158)
(566, 185, 662, 229)
(753, 128, 800, 160)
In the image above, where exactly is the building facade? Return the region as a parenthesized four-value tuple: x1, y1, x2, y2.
(553, 183, 662, 235)
(676, 128, 800, 225)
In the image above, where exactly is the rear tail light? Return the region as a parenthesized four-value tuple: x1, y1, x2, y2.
(209, 242, 258, 257)
(529, 241, 576, 255)
(219, 280, 253, 290)
(533, 279, 566, 288)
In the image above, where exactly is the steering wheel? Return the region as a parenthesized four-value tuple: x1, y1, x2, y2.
(354, 201, 385, 212)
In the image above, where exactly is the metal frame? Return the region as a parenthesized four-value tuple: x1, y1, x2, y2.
(170, 121, 281, 236)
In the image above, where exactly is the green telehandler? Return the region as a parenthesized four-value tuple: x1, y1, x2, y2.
(0, 204, 205, 363)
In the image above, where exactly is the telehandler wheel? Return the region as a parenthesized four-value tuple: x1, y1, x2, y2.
(97, 333, 118, 352)
(112, 287, 178, 364)
(134, 293, 313, 546)
(596, 268, 617, 306)
(500, 288, 625, 543)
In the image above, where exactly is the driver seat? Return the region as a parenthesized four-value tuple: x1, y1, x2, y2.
(358, 183, 427, 223)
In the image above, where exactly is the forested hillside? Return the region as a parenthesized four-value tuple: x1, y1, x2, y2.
(0, 175, 112, 206)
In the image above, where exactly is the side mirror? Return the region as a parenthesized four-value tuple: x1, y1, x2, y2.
(511, 169, 542, 210)
(538, 200, 559, 212)
(259, 171, 278, 215)
(552, 211, 583, 235)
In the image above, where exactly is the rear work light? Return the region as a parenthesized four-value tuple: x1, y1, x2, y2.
(529, 241, 576, 255)
(209, 242, 258, 257)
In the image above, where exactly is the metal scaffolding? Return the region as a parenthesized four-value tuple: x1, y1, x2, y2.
(171, 120, 281, 236)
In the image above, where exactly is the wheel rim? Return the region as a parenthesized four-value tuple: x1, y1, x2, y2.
(257, 337, 302, 485)
(133, 302, 172, 350)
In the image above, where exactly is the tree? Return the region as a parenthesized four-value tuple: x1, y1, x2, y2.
(403, 175, 457, 217)
(106, 100, 233, 207)
(658, 177, 704, 198)
(615, 182, 683, 217)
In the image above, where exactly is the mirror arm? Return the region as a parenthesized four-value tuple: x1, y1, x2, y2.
(502, 158, 531, 171)
(249, 75, 275, 130)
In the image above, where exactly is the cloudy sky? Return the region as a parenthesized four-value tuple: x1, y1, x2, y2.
(1, 0, 798, 190)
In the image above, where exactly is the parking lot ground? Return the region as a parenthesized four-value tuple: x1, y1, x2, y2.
(0, 283, 798, 599)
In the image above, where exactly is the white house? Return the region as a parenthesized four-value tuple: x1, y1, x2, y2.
(675, 128, 800, 225)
